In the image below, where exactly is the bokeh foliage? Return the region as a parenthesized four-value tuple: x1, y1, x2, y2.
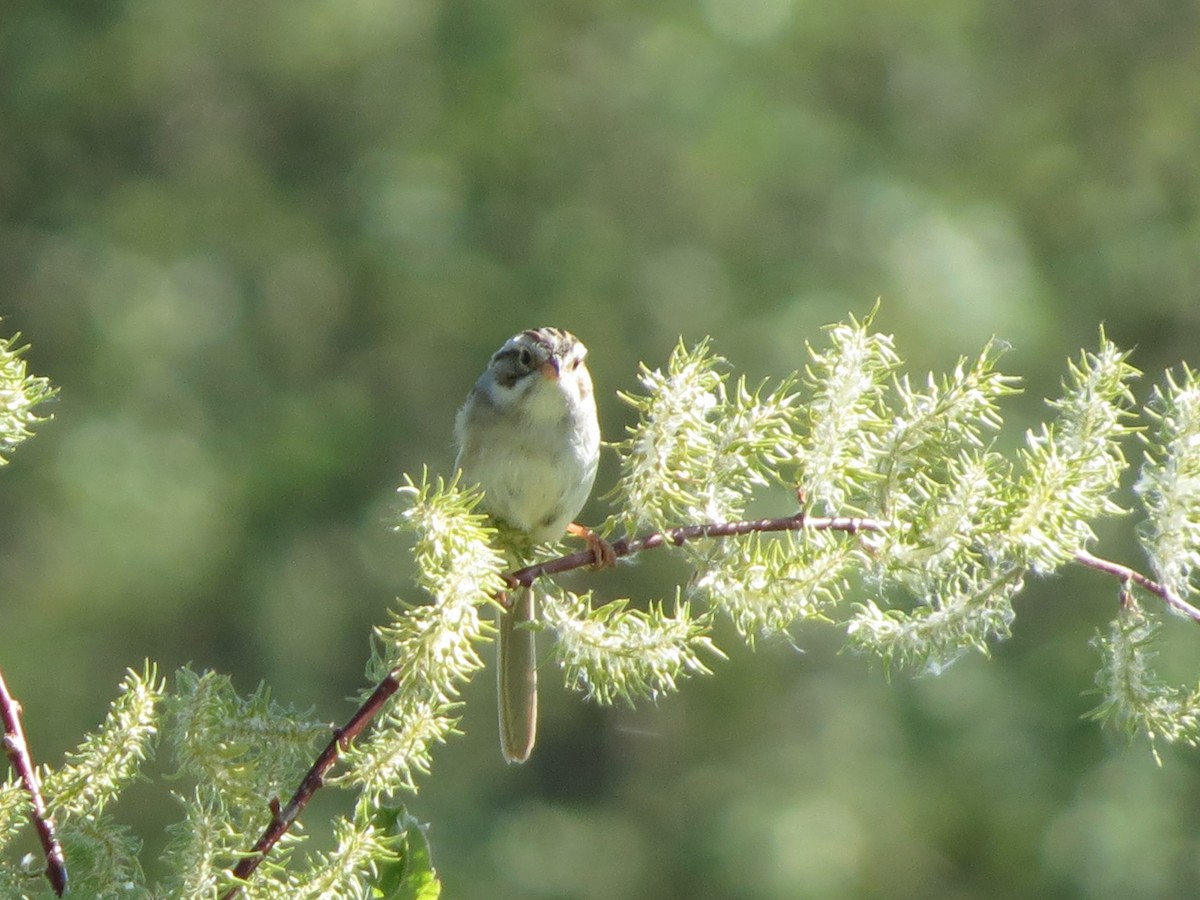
(2, 0, 1199, 897)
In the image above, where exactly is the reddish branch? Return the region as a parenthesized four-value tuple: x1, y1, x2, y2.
(0, 669, 67, 897)
(1073, 548, 1200, 623)
(220, 511, 1193, 895)
(502, 512, 879, 592)
(220, 676, 400, 898)
(220, 509, 873, 896)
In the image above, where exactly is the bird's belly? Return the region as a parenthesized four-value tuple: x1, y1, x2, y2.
(492, 451, 579, 537)
(470, 428, 588, 539)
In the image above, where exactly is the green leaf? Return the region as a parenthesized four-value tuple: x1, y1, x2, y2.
(366, 802, 441, 900)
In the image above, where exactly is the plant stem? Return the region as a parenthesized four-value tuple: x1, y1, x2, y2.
(222, 512, 1195, 895)
(0, 669, 67, 897)
(1073, 548, 1200, 622)
(219, 673, 400, 898)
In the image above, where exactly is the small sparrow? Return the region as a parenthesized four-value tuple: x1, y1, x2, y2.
(455, 327, 607, 763)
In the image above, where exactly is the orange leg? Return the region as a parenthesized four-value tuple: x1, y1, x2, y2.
(566, 522, 617, 569)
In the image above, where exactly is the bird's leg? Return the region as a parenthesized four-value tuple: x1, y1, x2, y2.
(566, 522, 617, 569)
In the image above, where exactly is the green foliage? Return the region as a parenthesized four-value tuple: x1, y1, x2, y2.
(6, 314, 1200, 895)
(346, 473, 503, 800)
(3, 1, 1197, 893)
(796, 307, 902, 513)
(1, 662, 443, 898)
(43, 664, 164, 821)
(1000, 336, 1140, 573)
(0, 329, 55, 464)
(159, 790, 245, 900)
(391, 472, 508, 616)
(598, 318, 1198, 753)
(1, 666, 162, 898)
(365, 803, 441, 900)
(542, 590, 721, 705)
(56, 815, 146, 899)
(169, 668, 329, 810)
(0, 783, 23, 852)
(612, 338, 800, 533)
(1136, 364, 1200, 600)
(845, 333, 1139, 673)
(847, 565, 1026, 674)
(1087, 602, 1200, 763)
(874, 341, 1017, 523)
(258, 817, 404, 900)
(694, 530, 854, 642)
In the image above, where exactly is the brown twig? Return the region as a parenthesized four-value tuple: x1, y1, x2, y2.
(0, 668, 67, 896)
(220, 674, 401, 898)
(1072, 548, 1200, 623)
(504, 512, 882, 591)
(221, 509, 866, 895)
(220, 511, 1197, 895)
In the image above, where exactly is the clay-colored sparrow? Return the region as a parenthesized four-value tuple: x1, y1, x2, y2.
(455, 327, 605, 763)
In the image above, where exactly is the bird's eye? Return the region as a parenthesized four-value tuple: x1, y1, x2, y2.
(518, 348, 533, 368)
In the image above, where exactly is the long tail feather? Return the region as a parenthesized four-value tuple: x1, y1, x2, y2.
(497, 587, 538, 764)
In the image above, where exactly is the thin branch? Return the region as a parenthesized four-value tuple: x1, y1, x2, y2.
(220, 675, 400, 899)
(221, 511, 1199, 895)
(1072, 548, 1200, 623)
(504, 512, 884, 591)
(0, 669, 67, 897)
(221, 509, 879, 896)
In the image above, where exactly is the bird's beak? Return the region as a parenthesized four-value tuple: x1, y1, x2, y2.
(540, 360, 560, 380)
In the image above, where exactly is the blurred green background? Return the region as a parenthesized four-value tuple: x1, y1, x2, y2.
(3, 0, 1200, 897)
